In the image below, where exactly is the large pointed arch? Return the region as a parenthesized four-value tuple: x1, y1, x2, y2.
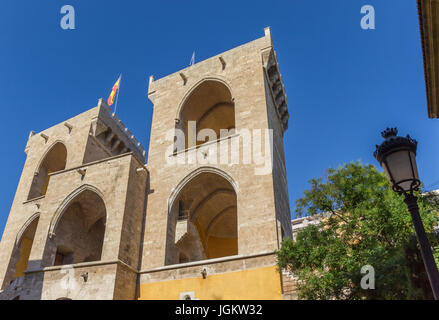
(175, 76, 234, 119)
(34, 140, 67, 174)
(166, 167, 238, 265)
(28, 141, 67, 200)
(48, 184, 106, 236)
(174, 77, 235, 151)
(2, 213, 40, 289)
(45, 184, 107, 266)
(15, 212, 40, 246)
(168, 167, 238, 211)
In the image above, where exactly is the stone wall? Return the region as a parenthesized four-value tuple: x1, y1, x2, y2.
(141, 28, 290, 272)
(0, 100, 148, 299)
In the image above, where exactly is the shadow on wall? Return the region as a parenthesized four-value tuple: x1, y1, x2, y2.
(0, 259, 44, 300)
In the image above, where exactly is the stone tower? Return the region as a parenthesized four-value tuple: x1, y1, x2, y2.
(0, 27, 292, 300)
(0, 100, 148, 300)
(137, 27, 292, 300)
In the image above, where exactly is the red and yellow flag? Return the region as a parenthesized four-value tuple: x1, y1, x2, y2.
(107, 76, 121, 106)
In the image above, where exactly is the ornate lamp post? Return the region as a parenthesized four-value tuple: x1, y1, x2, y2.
(374, 128, 439, 299)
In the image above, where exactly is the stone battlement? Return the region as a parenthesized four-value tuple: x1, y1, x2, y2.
(93, 99, 146, 163)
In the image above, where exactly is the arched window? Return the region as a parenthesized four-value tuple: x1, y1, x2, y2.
(175, 80, 235, 151)
(46, 189, 106, 266)
(2, 215, 39, 288)
(167, 169, 238, 265)
(28, 142, 67, 200)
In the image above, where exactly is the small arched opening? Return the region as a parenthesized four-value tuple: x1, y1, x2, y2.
(28, 142, 67, 200)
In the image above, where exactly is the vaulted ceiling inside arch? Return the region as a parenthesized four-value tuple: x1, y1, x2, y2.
(41, 143, 67, 172)
(179, 80, 235, 146)
(177, 172, 237, 240)
(58, 190, 106, 232)
(180, 80, 233, 121)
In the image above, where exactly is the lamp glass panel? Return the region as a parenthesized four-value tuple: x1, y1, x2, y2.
(410, 151, 419, 181)
(382, 161, 392, 182)
(386, 150, 415, 192)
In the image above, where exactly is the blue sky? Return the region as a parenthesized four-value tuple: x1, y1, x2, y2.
(0, 0, 437, 237)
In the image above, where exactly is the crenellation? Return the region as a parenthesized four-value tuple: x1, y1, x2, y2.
(95, 100, 146, 163)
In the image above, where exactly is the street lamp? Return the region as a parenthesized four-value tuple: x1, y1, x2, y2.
(374, 128, 439, 299)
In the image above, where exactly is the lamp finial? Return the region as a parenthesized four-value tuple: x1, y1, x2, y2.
(381, 127, 398, 139)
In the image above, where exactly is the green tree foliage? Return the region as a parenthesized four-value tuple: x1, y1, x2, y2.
(277, 162, 439, 300)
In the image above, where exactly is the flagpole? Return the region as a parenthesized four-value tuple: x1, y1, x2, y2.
(113, 74, 122, 116)
(190, 51, 195, 66)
